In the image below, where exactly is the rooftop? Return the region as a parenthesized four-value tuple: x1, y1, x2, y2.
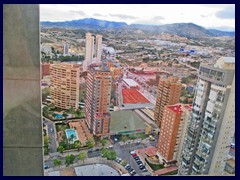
(167, 104, 192, 114)
(122, 89, 150, 104)
(221, 57, 235, 64)
(123, 78, 139, 87)
(110, 110, 147, 134)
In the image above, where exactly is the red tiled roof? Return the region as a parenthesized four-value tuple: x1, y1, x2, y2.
(136, 146, 157, 157)
(153, 166, 178, 176)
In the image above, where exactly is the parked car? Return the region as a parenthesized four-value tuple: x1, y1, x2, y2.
(139, 165, 145, 170)
(116, 157, 122, 163)
(132, 153, 137, 157)
(130, 171, 136, 176)
(149, 135, 155, 141)
(136, 161, 143, 165)
(50, 128, 53, 133)
(142, 168, 148, 172)
(128, 168, 134, 173)
(44, 164, 49, 169)
(134, 156, 140, 160)
(129, 150, 136, 154)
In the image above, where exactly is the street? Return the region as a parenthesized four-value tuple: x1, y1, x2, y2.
(43, 118, 58, 153)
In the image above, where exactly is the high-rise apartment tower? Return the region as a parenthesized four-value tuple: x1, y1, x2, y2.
(154, 77, 182, 128)
(85, 64, 112, 136)
(50, 63, 80, 110)
(178, 57, 235, 175)
(157, 104, 192, 164)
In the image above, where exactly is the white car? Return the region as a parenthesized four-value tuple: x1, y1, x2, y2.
(130, 150, 136, 155)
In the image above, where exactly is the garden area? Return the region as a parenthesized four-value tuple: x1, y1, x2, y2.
(53, 152, 87, 167)
(56, 123, 95, 153)
(145, 158, 164, 171)
(120, 132, 146, 142)
(42, 103, 85, 121)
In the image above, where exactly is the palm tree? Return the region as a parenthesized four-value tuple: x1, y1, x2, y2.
(74, 140, 82, 151)
(78, 152, 87, 163)
(53, 159, 62, 168)
(57, 145, 65, 154)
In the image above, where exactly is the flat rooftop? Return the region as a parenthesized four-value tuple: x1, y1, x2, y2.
(122, 89, 150, 104)
(123, 78, 139, 87)
(110, 110, 147, 134)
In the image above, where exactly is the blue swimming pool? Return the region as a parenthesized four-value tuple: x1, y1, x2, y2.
(65, 129, 78, 143)
(54, 114, 63, 119)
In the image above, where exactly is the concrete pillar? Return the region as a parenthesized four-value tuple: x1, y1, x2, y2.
(3, 4, 43, 175)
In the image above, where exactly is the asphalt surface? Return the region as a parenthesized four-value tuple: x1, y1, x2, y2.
(43, 118, 58, 153)
(113, 138, 157, 176)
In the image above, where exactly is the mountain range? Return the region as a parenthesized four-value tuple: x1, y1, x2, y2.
(41, 18, 235, 39)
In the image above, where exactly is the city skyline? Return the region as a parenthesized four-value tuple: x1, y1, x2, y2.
(40, 4, 235, 31)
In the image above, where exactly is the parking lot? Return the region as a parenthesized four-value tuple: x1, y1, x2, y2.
(113, 141, 152, 176)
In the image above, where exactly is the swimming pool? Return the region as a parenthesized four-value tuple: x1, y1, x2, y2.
(65, 129, 78, 143)
(54, 113, 63, 119)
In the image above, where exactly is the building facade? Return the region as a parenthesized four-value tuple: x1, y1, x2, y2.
(157, 104, 191, 164)
(95, 34, 102, 63)
(41, 63, 51, 78)
(63, 42, 69, 55)
(154, 77, 182, 127)
(85, 65, 112, 136)
(50, 63, 80, 110)
(83, 33, 103, 71)
(178, 57, 235, 175)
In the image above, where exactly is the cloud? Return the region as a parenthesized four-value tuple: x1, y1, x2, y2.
(93, 13, 104, 17)
(69, 10, 86, 16)
(109, 14, 137, 20)
(201, 14, 208, 18)
(152, 16, 165, 21)
(215, 5, 235, 19)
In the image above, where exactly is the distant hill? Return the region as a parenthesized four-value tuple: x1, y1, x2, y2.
(41, 18, 128, 30)
(41, 18, 235, 39)
(207, 29, 235, 37)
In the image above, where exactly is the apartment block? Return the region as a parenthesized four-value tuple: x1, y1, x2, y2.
(154, 77, 182, 128)
(178, 57, 235, 175)
(157, 104, 192, 164)
(85, 64, 112, 136)
(50, 63, 80, 110)
(83, 33, 103, 71)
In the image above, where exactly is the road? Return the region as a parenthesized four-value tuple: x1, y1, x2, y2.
(43, 118, 58, 153)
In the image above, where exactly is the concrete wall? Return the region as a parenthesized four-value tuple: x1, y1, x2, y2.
(3, 4, 43, 175)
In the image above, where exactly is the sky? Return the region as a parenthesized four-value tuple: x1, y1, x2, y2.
(40, 4, 235, 31)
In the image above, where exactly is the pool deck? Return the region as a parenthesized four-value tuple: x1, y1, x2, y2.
(69, 120, 93, 146)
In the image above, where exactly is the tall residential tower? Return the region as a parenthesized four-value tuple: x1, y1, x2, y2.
(50, 63, 80, 110)
(154, 77, 182, 128)
(83, 33, 103, 71)
(85, 64, 112, 136)
(178, 57, 235, 175)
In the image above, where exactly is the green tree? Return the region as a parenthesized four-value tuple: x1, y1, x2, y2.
(53, 159, 62, 167)
(100, 138, 107, 147)
(106, 150, 117, 160)
(57, 145, 65, 154)
(74, 140, 82, 151)
(101, 147, 108, 157)
(69, 134, 75, 145)
(43, 136, 50, 155)
(86, 139, 94, 148)
(120, 135, 128, 142)
(65, 154, 75, 167)
(78, 152, 87, 163)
